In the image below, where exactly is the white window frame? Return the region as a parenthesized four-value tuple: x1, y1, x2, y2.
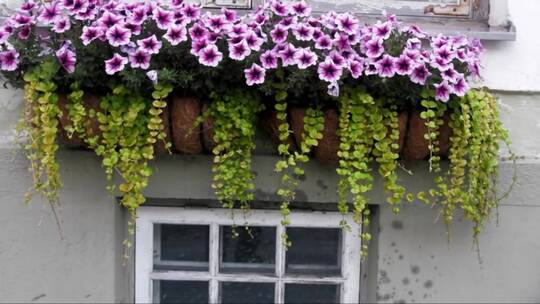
(135, 207, 362, 304)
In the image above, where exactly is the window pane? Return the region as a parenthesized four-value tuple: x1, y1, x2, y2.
(220, 282, 274, 304)
(154, 224, 209, 271)
(285, 228, 341, 275)
(154, 280, 209, 304)
(220, 226, 276, 273)
(284, 283, 340, 304)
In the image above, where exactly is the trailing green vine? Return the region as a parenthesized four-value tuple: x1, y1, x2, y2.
(274, 96, 324, 246)
(208, 90, 264, 215)
(420, 95, 447, 173)
(20, 60, 63, 228)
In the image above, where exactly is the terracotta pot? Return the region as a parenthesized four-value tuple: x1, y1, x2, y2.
(289, 107, 307, 149)
(171, 96, 204, 154)
(57, 94, 101, 148)
(260, 109, 297, 152)
(201, 102, 217, 153)
(437, 112, 452, 157)
(314, 109, 340, 165)
(402, 110, 453, 160)
(402, 110, 430, 161)
(153, 101, 172, 156)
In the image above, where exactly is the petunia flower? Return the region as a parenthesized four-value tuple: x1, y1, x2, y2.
(189, 23, 208, 41)
(191, 39, 208, 56)
(348, 59, 364, 79)
(318, 59, 342, 83)
(98, 11, 122, 28)
(328, 51, 346, 68)
(279, 16, 297, 29)
(434, 81, 453, 102)
(164, 25, 187, 46)
(105, 53, 128, 75)
(153, 7, 174, 30)
(81, 26, 102, 46)
(130, 7, 148, 25)
(327, 82, 339, 97)
(205, 14, 228, 33)
(365, 39, 384, 58)
(20, 0, 36, 12)
(124, 22, 142, 36)
(106, 25, 132, 47)
(75, 6, 98, 21)
(376, 55, 396, 78)
(373, 21, 392, 40)
(292, 23, 314, 41)
(270, 25, 288, 44)
(442, 66, 460, 83)
(129, 49, 152, 70)
(337, 13, 358, 34)
(295, 48, 317, 69)
(244, 31, 264, 51)
(67, 0, 88, 14)
(147, 70, 158, 85)
(56, 47, 76, 73)
(11, 14, 33, 28)
(452, 77, 469, 97)
(0, 49, 19, 71)
(260, 50, 278, 69)
(221, 8, 237, 22)
(406, 38, 422, 50)
(228, 40, 251, 61)
(53, 16, 71, 33)
(291, 1, 311, 17)
(410, 64, 430, 85)
(137, 35, 162, 55)
(364, 60, 379, 76)
(244, 63, 266, 86)
(38, 2, 61, 24)
(18, 26, 31, 40)
(334, 33, 350, 51)
(315, 35, 332, 50)
(271, 1, 289, 16)
(0, 27, 11, 44)
(395, 55, 414, 76)
(198, 44, 223, 67)
(182, 4, 201, 21)
(120, 42, 137, 55)
(278, 43, 298, 66)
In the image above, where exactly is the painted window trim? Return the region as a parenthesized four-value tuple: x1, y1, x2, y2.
(135, 206, 362, 304)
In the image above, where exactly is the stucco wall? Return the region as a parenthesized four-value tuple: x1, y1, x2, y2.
(0, 0, 540, 303)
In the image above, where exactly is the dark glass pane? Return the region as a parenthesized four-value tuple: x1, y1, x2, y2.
(220, 282, 274, 304)
(220, 226, 276, 273)
(154, 224, 209, 271)
(155, 280, 208, 304)
(285, 228, 341, 275)
(284, 283, 340, 304)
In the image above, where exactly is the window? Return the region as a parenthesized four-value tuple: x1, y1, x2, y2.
(135, 207, 362, 303)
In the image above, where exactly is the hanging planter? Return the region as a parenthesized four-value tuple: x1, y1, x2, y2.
(0, 0, 516, 255)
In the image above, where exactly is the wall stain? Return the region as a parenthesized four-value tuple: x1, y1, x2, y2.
(379, 269, 391, 284)
(295, 189, 308, 202)
(316, 179, 328, 190)
(391, 220, 404, 230)
(402, 277, 410, 285)
(424, 280, 434, 289)
(410, 265, 420, 275)
(31, 294, 46, 302)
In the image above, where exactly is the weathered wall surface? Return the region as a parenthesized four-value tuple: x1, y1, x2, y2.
(0, 0, 540, 303)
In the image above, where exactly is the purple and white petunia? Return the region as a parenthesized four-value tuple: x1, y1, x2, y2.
(129, 49, 152, 70)
(105, 53, 128, 75)
(244, 63, 266, 86)
(106, 25, 132, 47)
(260, 50, 278, 69)
(228, 40, 251, 61)
(373, 21, 392, 40)
(81, 26, 102, 45)
(278, 43, 297, 66)
(394, 55, 414, 76)
(153, 7, 174, 30)
(292, 23, 314, 41)
(0, 49, 19, 71)
(198, 44, 223, 67)
(137, 35, 162, 55)
(270, 25, 288, 44)
(348, 59, 364, 79)
(410, 64, 431, 85)
(336, 13, 358, 34)
(146, 70, 158, 85)
(376, 55, 396, 78)
(18, 26, 31, 40)
(365, 39, 384, 58)
(434, 81, 453, 102)
(38, 2, 61, 24)
(452, 77, 469, 97)
(294, 48, 317, 69)
(244, 31, 264, 51)
(164, 25, 187, 46)
(52, 16, 71, 33)
(56, 47, 76, 73)
(189, 23, 208, 41)
(291, 1, 311, 17)
(315, 35, 332, 50)
(318, 59, 342, 83)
